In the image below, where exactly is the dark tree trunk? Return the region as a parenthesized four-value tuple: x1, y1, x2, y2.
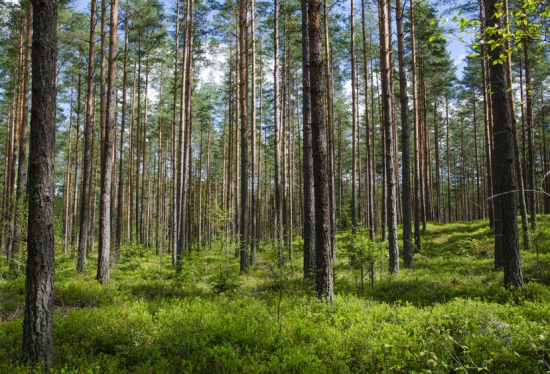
(22, 0, 57, 363)
(309, 0, 333, 300)
(301, 0, 315, 280)
(396, 0, 413, 268)
(485, 0, 523, 288)
(250, 0, 257, 266)
(274, 0, 284, 267)
(238, 0, 249, 273)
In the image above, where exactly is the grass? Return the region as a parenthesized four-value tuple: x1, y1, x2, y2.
(1, 216, 550, 373)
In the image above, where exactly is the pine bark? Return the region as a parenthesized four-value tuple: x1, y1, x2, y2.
(485, 0, 523, 288)
(97, 0, 118, 284)
(350, 0, 357, 236)
(274, 0, 284, 267)
(250, 0, 257, 266)
(410, 0, 421, 252)
(396, 0, 413, 268)
(77, 0, 97, 273)
(22, 0, 57, 363)
(115, 10, 130, 257)
(301, 0, 315, 280)
(309, 0, 333, 300)
(11, 1, 33, 270)
(238, 0, 249, 273)
(379, 0, 399, 274)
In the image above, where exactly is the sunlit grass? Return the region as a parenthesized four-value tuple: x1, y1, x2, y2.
(1, 216, 549, 373)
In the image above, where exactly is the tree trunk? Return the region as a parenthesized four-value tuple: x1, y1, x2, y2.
(274, 0, 284, 267)
(350, 0, 357, 236)
(11, 1, 32, 271)
(238, 0, 249, 273)
(22, 0, 57, 362)
(77, 0, 97, 273)
(379, 0, 399, 274)
(396, 0, 413, 268)
(523, 36, 537, 230)
(98, 0, 118, 284)
(309, 0, 333, 300)
(485, 0, 523, 288)
(409, 0, 420, 252)
(301, 0, 315, 280)
(250, 0, 257, 266)
(115, 9, 130, 258)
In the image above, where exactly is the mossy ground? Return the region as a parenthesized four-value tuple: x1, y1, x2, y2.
(1, 216, 550, 373)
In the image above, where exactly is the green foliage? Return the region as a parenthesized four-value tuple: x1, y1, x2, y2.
(1, 217, 550, 372)
(208, 270, 242, 295)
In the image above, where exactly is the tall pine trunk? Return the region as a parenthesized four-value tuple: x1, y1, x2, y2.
(309, 0, 333, 300)
(396, 0, 413, 268)
(77, 0, 97, 273)
(485, 0, 523, 288)
(22, 0, 57, 362)
(301, 0, 315, 280)
(238, 0, 249, 273)
(379, 0, 399, 274)
(98, 0, 118, 284)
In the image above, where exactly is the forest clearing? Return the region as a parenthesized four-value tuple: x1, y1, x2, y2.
(0, 0, 549, 371)
(1, 217, 550, 373)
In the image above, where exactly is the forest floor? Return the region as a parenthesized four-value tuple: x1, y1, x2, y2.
(1, 216, 550, 373)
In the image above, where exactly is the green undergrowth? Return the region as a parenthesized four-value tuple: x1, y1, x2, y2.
(1, 216, 549, 373)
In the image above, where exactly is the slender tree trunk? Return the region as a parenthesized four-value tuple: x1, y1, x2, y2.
(176, 0, 194, 273)
(361, 41, 372, 236)
(11, 1, 32, 271)
(323, 0, 336, 259)
(523, 36, 537, 230)
(171, 0, 181, 263)
(238, 0, 249, 273)
(250, 0, 257, 266)
(396, 0, 413, 268)
(446, 99, 452, 223)
(141, 58, 149, 244)
(434, 94, 440, 223)
(379, 0, 399, 274)
(115, 10, 130, 259)
(98, 0, 118, 284)
(301, 0, 315, 280)
(64, 87, 74, 255)
(350, 0, 357, 236)
(471, 91, 482, 220)
(369, 36, 377, 239)
(135, 33, 142, 243)
(480, 2, 495, 229)
(274, 0, 284, 267)
(77, 0, 97, 273)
